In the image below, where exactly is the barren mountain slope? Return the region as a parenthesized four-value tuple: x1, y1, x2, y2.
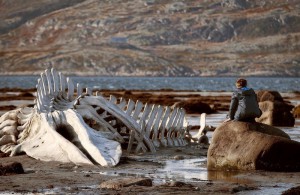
(0, 0, 299, 76)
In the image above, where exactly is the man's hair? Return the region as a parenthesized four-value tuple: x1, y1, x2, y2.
(236, 78, 247, 88)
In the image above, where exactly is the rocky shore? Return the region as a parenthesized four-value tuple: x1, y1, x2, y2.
(0, 88, 300, 194)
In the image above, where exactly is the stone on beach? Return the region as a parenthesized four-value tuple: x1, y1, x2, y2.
(99, 177, 152, 189)
(0, 162, 24, 175)
(256, 90, 295, 127)
(208, 121, 300, 171)
(257, 90, 284, 102)
(257, 101, 295, 126)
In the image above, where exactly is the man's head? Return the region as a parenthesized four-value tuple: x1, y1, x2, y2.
(235, 78, 247, 88)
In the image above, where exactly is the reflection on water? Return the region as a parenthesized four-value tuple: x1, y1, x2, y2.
(94, 158, 252, 185)
(92, 158, 209, 184)
(160, 158, 253, 184)
(159, 158, 207, 181)
(207, 170, 253, 184)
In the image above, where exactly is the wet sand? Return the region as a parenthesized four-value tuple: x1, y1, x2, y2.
(1, 88, 300, 194)
(2, 147, 300, 195)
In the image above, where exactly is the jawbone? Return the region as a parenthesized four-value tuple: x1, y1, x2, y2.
(11, 109, 121, 166)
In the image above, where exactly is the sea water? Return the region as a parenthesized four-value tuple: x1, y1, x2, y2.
(0, 76, 299, 92)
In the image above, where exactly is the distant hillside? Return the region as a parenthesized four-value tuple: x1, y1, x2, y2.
(0, 0, 299, 76)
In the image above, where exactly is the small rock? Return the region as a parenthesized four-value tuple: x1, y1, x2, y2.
(99, 178, 152, 189)
(174, 155, 184, 160)
(69, 187, 79, 192)
(0, 162, 24, 176)
(231, 185, 256, 193)
(169, 181, 186, 187)
(206, 182, 213, 186)
(0, 153, 9, 158)
(232, 185, 247, 193)
(47, 185, 54, 189)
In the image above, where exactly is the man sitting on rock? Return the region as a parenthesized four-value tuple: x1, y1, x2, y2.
(224, 78, 262, 123)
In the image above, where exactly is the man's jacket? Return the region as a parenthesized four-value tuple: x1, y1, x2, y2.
(228, 87, 262, 121)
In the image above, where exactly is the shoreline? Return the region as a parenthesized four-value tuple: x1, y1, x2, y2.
(1, 144, 300, 194)
(0, 88, 300, 194)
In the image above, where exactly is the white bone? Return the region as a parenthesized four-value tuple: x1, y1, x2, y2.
(145, 105, 159, 138)
(45, 69, 54, 95)
(86, 87, 92, 96)
(0, 135, 16, 146)
(118, 98, 127, 110)
(77, 83, 83, 96)
(109, 95, 117, 104)
(67, 77, 74, 101)
(0, 119, 17, 130)
(139, 103, 153, 127)
(151, 106, 164, 147)
(0, 125, 18, 137)
(132, 101, 144, 119)
(79, 96, 156, 152)
(192, 113, 207, 140)
(0, 143, 15, 153)
(158, 107, 171, 146)
(51, 68, 59, 96)
(165, 108, 178, 146)
(0, 110, 19, 124)
(125, 99, 135, 115)
(10, 113, 94, 165)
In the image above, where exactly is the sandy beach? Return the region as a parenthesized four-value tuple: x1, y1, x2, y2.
(1, 88, 300, 194)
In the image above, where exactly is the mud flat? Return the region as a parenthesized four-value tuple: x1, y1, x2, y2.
(1, 145, 300, 194)
(1, 88, 300, 194)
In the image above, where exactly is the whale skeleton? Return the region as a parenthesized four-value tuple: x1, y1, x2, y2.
(0, 68, 206, 166)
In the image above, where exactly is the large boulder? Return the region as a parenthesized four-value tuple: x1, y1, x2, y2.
(257, 90, 284, 102)
(257, 101, 295, 126)
(256, 90, 295, 127)
(207, 121, 300, 171)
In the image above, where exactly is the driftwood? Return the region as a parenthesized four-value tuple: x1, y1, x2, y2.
(0, 68, 206, 166)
